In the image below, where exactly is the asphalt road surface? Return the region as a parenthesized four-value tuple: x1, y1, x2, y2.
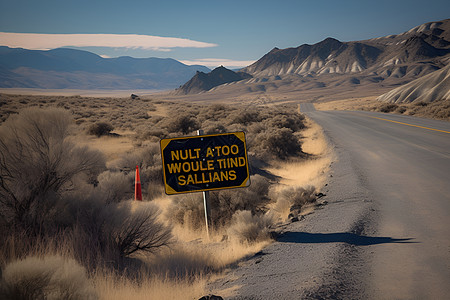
(301, 103, 450, 299)
(209, 104, 450, 299)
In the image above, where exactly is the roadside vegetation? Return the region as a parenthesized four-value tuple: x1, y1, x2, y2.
(0, 93, 329, 299)
(315, 96, 450, 121)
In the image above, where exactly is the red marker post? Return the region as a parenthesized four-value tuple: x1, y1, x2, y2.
(135, 165, 142, 201)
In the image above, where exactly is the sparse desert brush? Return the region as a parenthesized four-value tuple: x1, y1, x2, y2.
(370, 99, 450, 120)
(109, 143, 163, 199)
(93, 269, 206, 300)
(200, 119, 227, 134)
(377, 103, 398, 113)
(209, 174, 271, 227)
(395, 106, 407, 114)
(112, 142, 161, 172)
(166, 113, 199, 134)
(0, 255, 96, 300)
(231, 110, 261, 125)
(251, 127, 303, 160)
(166, 175, 274, 239)
(0, 94, 327, 298)
(270, 185, 317, 220)
(227, 210, 275, 243)
(136, 127, 168, 141)
(87, 122, 114, 137)
(414, 101, 429, 107)
(166, 174, 272, 233)
(0, 107, 105, 234)
(265, 112, 305, 131)
(65, 198, 172, 270)
(167, 193, 205, 231)
(97, 171, 134, 203)
(147, 246, 218, 279)
(0, 107, 172, 276)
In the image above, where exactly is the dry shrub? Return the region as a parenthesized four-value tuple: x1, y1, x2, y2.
(87, 122, 114, 137)
(395, 106, 407, 114)
(94, 269, 206, 300)
(67, 197, 172, 270)
(148, 247, 217, 279)
(200, 120, 227, 134)
(0, 255, 96, 300)
(0, 107, 105, 233)
(147, 184, 166, 201)
(210, 174, 271, 227)
(166, 175, 271, 232)
(166, 114, 199, 134)
(377, 103, 398, 113)
(231, 110, 261, 125)
(265, 112, 305, 132)
(166, 194, 205, 231)
(110, 201, 172, 257)
(271, 185, 316, 220)
(97, 171, 133, 203)
(110, 143, 163, 200)
(251, 127, 303, 160)
(196, 104, 231, 123)
(414, 101, 428, 107)
(227, 210, 274, 243)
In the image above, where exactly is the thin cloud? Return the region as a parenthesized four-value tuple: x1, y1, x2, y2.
(181, 58, 256, 68)
(0, 32, 217, 51)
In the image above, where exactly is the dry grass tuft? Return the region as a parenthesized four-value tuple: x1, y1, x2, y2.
(227, 210, 275, 243)
(93, 270, 206, 300)
(0, 255, 96, 300)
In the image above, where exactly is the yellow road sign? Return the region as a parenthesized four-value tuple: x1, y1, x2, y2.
(160, 132, 250, 194)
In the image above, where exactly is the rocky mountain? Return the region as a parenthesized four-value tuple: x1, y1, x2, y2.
(168, 18, 447, 104)
(377, 63, 450, 103)
(175, 66, 252, 94)
(242, 19, 450, 80)
(171, 19, 450, 103)
(0, 47, 210, 90)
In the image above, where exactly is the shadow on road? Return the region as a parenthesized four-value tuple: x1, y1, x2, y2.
(278, 231, 415, 246)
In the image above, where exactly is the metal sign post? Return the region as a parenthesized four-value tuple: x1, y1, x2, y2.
(160, 130, 250, 239)
(197, 129, 212, 238)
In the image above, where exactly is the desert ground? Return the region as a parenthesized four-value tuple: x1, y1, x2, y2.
(1, 87, 449, 299)
(0, 91, 333, 299)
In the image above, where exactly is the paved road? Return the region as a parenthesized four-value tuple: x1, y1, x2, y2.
(301, 103, 450, 299)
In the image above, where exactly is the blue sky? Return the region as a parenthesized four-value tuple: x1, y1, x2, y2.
(0, 0, 449, 68)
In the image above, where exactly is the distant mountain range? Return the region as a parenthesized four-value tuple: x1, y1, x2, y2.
(0, 47, 210, 89)
(175, 66, 252, 94)
(179, 19, 450, 100)
(242, 20, 450, 78)
(2, 18, 449, 99)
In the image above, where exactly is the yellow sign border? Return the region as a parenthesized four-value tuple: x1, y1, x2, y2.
(160, 131, 250, 195)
